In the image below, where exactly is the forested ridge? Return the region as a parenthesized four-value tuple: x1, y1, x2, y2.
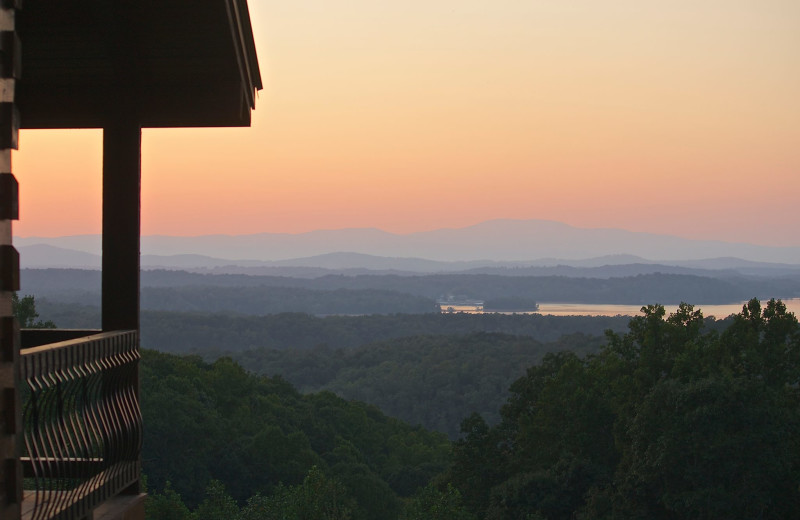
(22, 268, 800, 312)
(35, 300, 634, 351)
(141, 350, 452, 520)
(139, 299, 800, 519)
(227, 333, 606, 439)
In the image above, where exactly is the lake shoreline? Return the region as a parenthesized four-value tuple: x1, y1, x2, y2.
(441, 298, 800, 318)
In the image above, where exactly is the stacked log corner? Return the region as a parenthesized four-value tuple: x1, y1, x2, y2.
(0, 0, 21, 518)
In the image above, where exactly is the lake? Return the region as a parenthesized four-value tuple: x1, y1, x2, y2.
(442, 298, 800, 318)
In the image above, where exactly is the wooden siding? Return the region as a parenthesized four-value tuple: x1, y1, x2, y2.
(0, 0, 21, 518)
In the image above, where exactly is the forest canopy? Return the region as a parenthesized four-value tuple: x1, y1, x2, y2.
(448, 299, 800, 519)
(140, 298, 800, 519)
(20, 292, 797, 518)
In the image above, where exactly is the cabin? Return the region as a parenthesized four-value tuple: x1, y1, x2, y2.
(0, 1, 261, 519)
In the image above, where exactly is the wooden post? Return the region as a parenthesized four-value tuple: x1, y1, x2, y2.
(102, 120, 142, 496)
(102, 121, 141, 333)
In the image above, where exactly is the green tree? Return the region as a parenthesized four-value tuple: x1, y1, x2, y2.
(145, 482, 192, 520)
(449, 413, 504, 516)
(12, 293, 56, 328)
(714, 298, 800, 386)
(400, 483, 475, 520)
(240, 466, 354, 520)
(292, 466, 354, 520)
(615, 375, 799, 519)
(193, 480, 240, 520)
(239, 490, 288, 520)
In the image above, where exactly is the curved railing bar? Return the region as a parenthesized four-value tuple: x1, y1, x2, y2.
(20, 331, 140, 520)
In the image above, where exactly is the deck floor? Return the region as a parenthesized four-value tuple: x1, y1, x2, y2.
(22, 491, 146, 520)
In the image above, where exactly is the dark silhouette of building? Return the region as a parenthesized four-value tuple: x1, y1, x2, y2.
(0, 1, 261, 518)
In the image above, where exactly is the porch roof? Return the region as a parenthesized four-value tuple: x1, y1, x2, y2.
(16, 0, 262, 129)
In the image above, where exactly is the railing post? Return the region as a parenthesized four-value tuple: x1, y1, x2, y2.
(0, 0, 21, 517)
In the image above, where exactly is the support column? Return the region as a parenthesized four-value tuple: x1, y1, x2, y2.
(102, 121, 142, 498)
(102, 121, 141, 332)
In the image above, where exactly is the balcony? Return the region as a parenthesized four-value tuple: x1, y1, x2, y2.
(1, 1, 261, 518)
(19, 330, 143, 520)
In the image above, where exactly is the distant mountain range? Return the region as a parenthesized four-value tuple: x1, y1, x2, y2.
(14, 219, 800, 271)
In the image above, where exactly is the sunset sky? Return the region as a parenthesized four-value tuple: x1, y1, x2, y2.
(11, 0, 800, 246)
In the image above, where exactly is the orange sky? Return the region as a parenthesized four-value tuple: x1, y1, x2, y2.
(11, 0, 800, 246)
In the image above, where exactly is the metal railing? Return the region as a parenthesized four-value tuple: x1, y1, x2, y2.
(19, 330, 142, 520)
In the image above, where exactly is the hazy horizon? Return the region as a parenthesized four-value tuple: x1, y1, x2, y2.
(14, 218, 800, 265)
(12, 217, 799, 242)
